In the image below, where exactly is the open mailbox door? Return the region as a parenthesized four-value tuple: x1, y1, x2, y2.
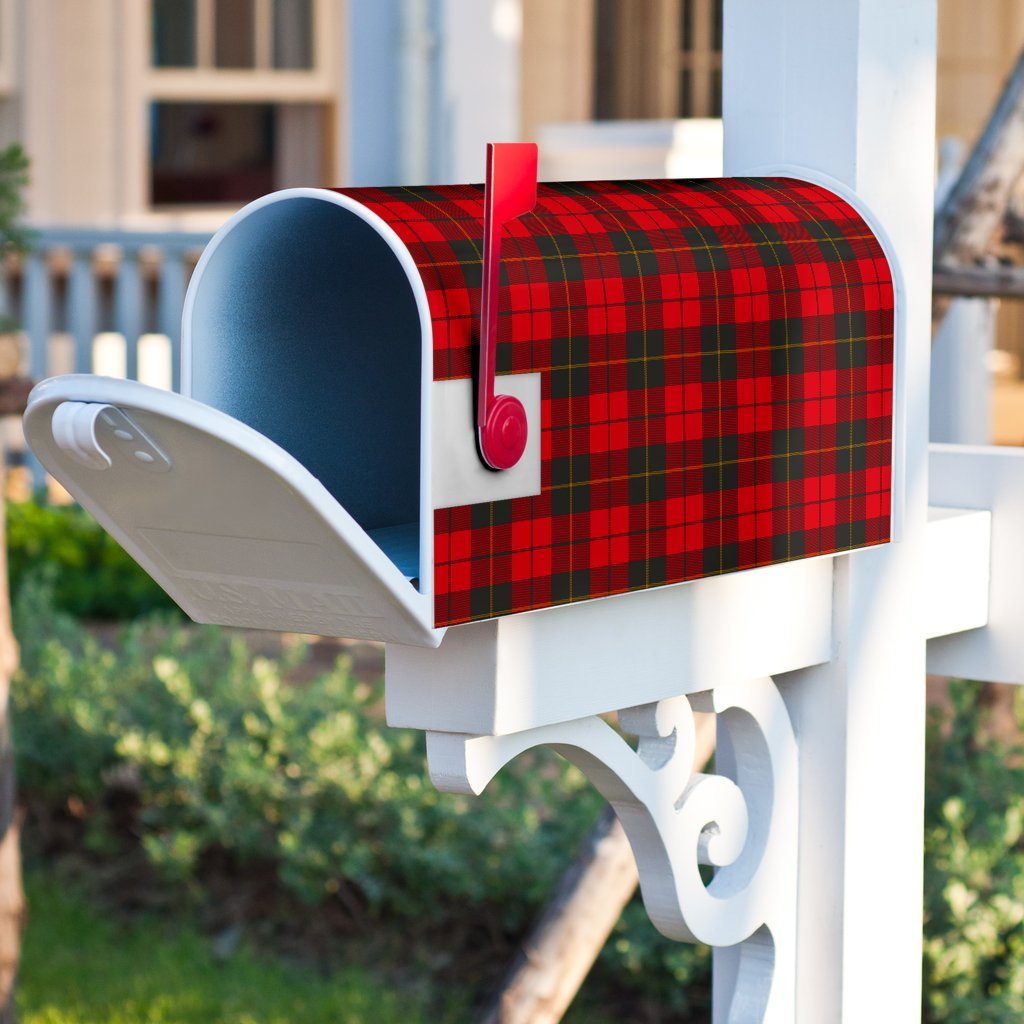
(23, 374, 442, 647)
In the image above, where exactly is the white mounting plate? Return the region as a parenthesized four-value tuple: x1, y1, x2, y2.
(387, 555, 834, 735)
(24, 375, 442, 647)
(928, 443, 1024, 683)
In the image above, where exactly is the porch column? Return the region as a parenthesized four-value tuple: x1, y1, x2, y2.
(722, 2, 937, 1019)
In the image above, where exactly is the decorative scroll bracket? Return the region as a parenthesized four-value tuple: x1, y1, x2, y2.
(425, 675, 798, 1024)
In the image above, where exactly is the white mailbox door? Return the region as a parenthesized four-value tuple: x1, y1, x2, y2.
(23, 375, 442, 647)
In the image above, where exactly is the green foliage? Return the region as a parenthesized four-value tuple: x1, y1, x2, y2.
(27, 552, 1024, 1019)
(16, 491, 1024, 1021)
(0, 141, 29, 332)
(7, 499, 179, 619)
(922, 682, 1024, 1022)
(13, 577, 584, 916)
(17, 872, 455, 1024)
(587, 901, 711, 1021)
(0, 142, 30, 256)
(12, 575, 709, 1015)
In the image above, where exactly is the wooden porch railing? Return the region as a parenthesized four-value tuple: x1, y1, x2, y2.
(0, 227, 213, 485)
(3, 226, 212, 393)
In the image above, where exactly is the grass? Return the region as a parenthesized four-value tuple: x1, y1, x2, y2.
(17, 873, 461, 1024)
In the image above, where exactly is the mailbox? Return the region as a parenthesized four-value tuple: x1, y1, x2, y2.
(23, 149, 895, 647)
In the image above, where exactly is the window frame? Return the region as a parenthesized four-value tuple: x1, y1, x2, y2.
(122, 0, 340, 221)
(594, 0, 722, 121)
(148, 0, 335, 103)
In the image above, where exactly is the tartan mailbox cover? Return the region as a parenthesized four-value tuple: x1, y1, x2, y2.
(23, 160, 895, 646)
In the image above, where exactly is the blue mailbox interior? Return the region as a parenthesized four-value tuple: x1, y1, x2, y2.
(186, 195, 423, 582)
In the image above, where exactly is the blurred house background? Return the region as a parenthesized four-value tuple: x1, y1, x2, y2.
(4, 0, 1015, 223)
(0, 0, 1020, 457)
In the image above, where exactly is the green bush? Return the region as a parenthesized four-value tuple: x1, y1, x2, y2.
(11, 576, 710, 1015)
(20, 542, 1024, 1020)
(923, 681, 1024, 1022)
(13, 575, 580, 913)
(7, 499, 179, 619)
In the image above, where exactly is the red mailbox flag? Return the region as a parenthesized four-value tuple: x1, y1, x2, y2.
(478, 143, 538, 471)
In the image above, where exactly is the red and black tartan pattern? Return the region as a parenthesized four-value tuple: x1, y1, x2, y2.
(338, 178, 895, 628)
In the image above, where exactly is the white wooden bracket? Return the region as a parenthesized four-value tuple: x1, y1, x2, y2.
(388, 563, 823, 1021)
(925, 503, 992, 641)
(388, 491, 996, 1024)
(928, 444, 1024, 683)
(426, 676, 798, 1024)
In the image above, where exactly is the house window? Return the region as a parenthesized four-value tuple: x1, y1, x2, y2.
(150, 102, 275, 204)
(273, 0, 314, 69)
(151, 0, 314, 71)
(146, 0, 333, 208)
(214, 0, 256, 68)
(153, 0, 197, 67)
(678, 0, 722, 117)
(149, 100, 328, 207)
(594, 0, 722, 120)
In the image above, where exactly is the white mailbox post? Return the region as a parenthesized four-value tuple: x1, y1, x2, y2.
(24, 1, 1024, 1021)
(721, 3, 935, 1019)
